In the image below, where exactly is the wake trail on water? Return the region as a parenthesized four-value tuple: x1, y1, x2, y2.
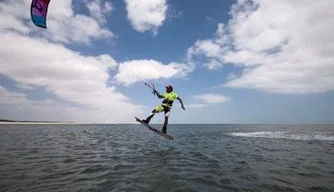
(226, 132, 334, 141)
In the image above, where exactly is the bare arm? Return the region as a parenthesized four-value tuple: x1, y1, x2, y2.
(177, 97, 185, 110)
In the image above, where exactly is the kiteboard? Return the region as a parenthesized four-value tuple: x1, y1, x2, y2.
(135, 117, 174, 140)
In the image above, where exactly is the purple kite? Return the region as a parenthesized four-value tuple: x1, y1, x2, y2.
(30, 0, 51, 28)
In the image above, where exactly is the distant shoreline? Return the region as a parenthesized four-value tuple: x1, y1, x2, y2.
(0, 120, 136, 125)
(1, 120, 332, 125)
(0, 122, 82, 125)
(0, 119, 76, 124)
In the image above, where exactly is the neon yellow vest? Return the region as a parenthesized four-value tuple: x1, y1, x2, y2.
(161, 92, 178, 107)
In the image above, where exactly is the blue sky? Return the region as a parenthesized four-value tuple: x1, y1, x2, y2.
(0, 0, 333, 124)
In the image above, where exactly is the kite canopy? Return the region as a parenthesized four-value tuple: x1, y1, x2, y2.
(30, 0, 51, 28)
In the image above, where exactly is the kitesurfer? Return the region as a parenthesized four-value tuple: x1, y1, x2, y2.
(142, 85, 185, 133)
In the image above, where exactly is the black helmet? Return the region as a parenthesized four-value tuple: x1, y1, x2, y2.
(165, 85, 173, 92)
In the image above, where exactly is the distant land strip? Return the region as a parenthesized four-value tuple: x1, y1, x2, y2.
(0, 119, 74, 123)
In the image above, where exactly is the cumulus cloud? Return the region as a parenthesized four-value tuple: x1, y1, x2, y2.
(194, 93, 229, 104)
(114, 59, 194, 86)
(187, 0, 334, 94)
(0, 0, 195, 123)
(0, 85, 70, 121)
(85, 0, 113, 25)
(0, 86, 28, 105)
(0, 0, 114, 44)
(187, 104, 206, 109)
(125, 0, 168, 35)
(0, 85, 129, 122)
(0, 32, 143, 123)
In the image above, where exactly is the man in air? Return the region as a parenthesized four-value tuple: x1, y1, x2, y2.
(142, 85, 185, 134)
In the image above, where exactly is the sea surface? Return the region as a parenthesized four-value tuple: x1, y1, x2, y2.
(0, 124, 333, 192)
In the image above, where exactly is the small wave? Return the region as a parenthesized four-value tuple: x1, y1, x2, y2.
(226, 132, 334, 141)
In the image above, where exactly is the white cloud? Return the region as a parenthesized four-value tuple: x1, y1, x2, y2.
(0, 0, 114, 44)
(0, 0, 195, 123)
(187, 0, 334, 94)
(125, 0, 168, 35)
(187, 104, 206, 108)
(45, 0, 114, 44)
(114, 59, 194, 86)
(0, 32, 143, 123)
(194, 93, 229, 104)
(186, 25, 229, 70)
(0, 86, 28, 105)
(85, 0, 113, 25)
(0, 86, 98, 122)
(187, 39, 222, 60)
(0, 0, 32, 34)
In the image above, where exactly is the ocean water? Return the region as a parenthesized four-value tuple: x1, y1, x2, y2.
(0, 124, 333, 192)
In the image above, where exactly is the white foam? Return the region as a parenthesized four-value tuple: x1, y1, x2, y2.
(227, 132, 334, 141)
